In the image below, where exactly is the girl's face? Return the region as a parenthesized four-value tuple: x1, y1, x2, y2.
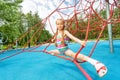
(56, 19, 64, 31)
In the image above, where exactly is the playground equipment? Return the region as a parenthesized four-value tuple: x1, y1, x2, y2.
(0, 0, 120, 80)
(0, 32, 3, 51)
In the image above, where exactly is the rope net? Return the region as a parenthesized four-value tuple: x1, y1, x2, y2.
(0, 0, 120, 80)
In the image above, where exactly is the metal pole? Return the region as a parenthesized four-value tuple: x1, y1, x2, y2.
(0, 40, 2, 51)
(106, 0, 114, 53)
(16, 39, 18, 49)
(0, 33, 3, 51)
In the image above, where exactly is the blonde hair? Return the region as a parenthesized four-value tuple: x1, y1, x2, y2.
(56, 18, 65, 29)
(54, 18, 66, 46)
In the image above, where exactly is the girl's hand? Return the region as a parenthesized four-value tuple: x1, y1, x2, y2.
(51, 39, 55, 43)
(80, 41, 86, 47)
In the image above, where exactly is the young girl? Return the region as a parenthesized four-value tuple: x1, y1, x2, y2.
(48, 18, 107, 77)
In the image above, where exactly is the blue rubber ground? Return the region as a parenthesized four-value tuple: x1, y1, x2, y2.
(0, 40, 120, 80)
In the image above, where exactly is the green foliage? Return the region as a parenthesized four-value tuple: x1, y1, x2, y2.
(0, 0, 120, 49)
(0, 0, 52, 49)
(70, 7, 120, 40)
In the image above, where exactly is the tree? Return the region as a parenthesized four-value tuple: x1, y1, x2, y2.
(0, 0, 23, 44)
(0, 0, 52, 48)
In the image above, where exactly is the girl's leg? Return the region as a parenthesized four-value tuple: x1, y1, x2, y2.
(65, 49, 107, 77)
(48, 49, 60, 55)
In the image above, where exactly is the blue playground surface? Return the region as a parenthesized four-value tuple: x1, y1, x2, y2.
(0, 40, 120, 80)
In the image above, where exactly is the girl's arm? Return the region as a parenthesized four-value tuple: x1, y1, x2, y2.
(51, 34, 56, 43)
(64, 30, 86, 46)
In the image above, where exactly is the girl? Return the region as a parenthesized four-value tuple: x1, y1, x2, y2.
(48, 18, 107, 77)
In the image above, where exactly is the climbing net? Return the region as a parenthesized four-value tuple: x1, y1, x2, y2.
(0, 0, 120, 80)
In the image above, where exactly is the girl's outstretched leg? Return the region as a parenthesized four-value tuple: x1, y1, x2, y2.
(77, 54, 107, 77)
(65, 49, 107, 77)
(48, 49, 60, 55)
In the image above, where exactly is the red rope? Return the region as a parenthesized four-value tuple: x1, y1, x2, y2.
(73, 60, 92, 80)
(1, 1, 120, 79)
(43, 50, 92, 80)
(89, 22, 107, 57)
